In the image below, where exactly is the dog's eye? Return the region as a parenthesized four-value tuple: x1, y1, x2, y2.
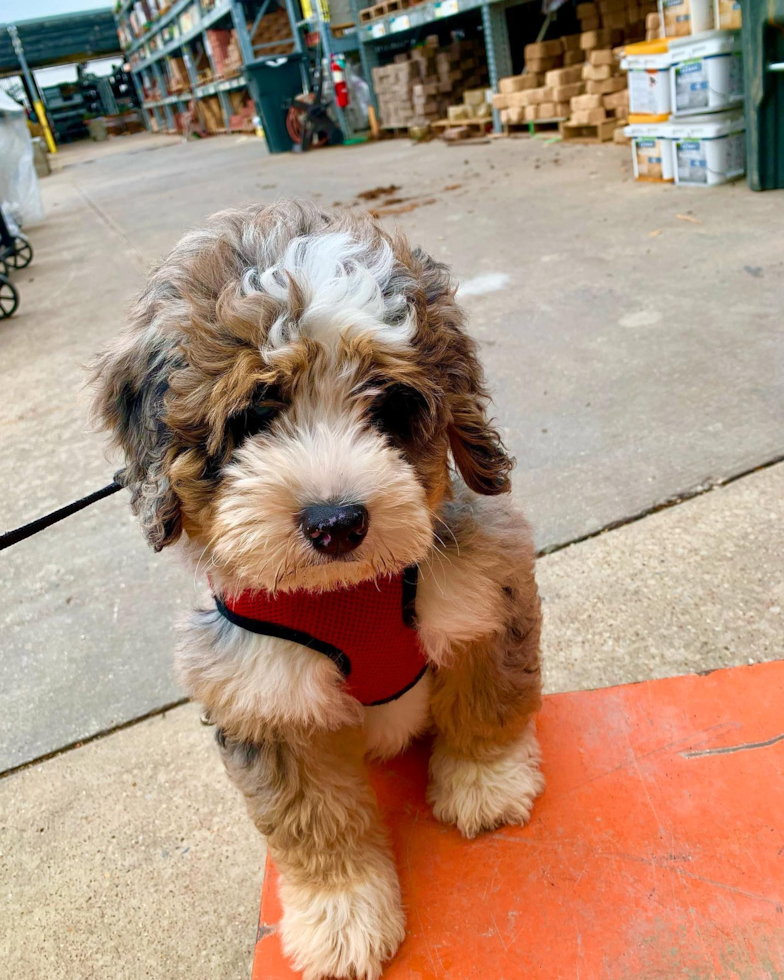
(227, 403, 281, 444)
(370, 384, 429, 442)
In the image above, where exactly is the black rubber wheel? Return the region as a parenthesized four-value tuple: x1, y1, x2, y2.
(7, 234, 33, 269)
(0, 276, 19, 318)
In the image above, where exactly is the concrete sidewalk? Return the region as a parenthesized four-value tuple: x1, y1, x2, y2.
(1, 131, 782, 769)
(3, 461, 781, 980)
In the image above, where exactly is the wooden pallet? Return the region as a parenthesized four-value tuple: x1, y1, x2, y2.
(431, 117, 492, 130)
(359, 0, 406, 23)
(559, 118, 617, 143)
(504, 116, 565, 137)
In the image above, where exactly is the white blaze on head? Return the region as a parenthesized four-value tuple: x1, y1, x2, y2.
(240, 232, 415, 353)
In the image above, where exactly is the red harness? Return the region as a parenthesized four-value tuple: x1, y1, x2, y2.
(215, 567, 427, 706)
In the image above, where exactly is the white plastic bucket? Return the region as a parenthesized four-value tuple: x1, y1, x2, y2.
(669, 31, 744, 116)
(669, 111, 746, 185)
(658, 0, 714, 37)
(622, 50, 672, 118)
(624, 121, 674, 181)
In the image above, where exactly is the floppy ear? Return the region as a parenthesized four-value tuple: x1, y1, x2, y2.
(446, 352, 514, 496)
(412, 247, 514, 496)
(91, 329, 183, 551)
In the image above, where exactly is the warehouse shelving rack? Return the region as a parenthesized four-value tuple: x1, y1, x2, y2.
(349, 0, 527, 131)
(114, 0, 358, 135)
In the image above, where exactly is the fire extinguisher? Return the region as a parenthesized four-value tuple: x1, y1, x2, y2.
(330, 54, 350, 109)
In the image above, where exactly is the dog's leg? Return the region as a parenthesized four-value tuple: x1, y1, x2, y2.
(219, 726, 404, 980)
(427, 614, 544, 839)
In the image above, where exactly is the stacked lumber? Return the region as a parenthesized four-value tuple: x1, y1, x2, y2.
(372, 36, 488, 130)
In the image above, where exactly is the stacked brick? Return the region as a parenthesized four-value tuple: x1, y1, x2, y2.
(372, 36, 488, 130)
(206, 29, 242, 78)
(493, 38, 587, 125)
(567, 36, 628, 129)
(575, 0, 655, 39)
(494, 0, 656, 138)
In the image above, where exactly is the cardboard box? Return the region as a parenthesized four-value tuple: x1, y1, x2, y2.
(576, 1, 598, 16)
(646, 10, 661, 27)
(553, 81, 585, 102)
(579, 16, 601, 30)
(564, 50, 586, 66)
(492, 93, 510, 109)
(598, 0, 627, 12)
(524, 39, 563, 59)
(718, 0, 741, 28)
(585, 75, 627, 94)
(571, 106, 607, 124)
(545, 65, 584, 87)
(524, 105, 538, 121)
(582, 62, 613, 80)
(538, 101, 558, 117)
(571, 92, 603, 109)
(588, 48, 616, 66)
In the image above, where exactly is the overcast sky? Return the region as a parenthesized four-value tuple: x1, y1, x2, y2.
(2, 0, 112, 22)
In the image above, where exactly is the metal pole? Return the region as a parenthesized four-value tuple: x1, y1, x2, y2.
(348, 0, 379, 113)
(129, 69, 150, 129)
(230, 0, 255, 66)
(316, 6, 353, 140)
(481, 2, 513, 134)
(7, 24, 57, 153)
(151, 59, 175, 130)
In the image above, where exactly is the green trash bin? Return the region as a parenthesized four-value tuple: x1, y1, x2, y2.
(743, 0, 784, 189)
(245, 54, 306, 154)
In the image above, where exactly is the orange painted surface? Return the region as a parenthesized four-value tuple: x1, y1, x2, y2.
(252, 662, 784, 979)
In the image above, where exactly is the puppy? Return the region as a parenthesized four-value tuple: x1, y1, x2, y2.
(93, 201, 543, 980)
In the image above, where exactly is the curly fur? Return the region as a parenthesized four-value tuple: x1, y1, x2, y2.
(92, 201, 542, 980)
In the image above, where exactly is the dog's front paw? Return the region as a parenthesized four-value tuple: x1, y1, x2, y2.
(428, 722, 544, 839)
(279, 855, 405, 980)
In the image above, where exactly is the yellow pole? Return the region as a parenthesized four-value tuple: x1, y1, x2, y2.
(33, 98, 57, 154)
(8, 24, 58, 154)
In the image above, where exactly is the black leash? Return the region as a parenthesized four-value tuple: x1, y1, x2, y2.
(0, 481, 123, 552)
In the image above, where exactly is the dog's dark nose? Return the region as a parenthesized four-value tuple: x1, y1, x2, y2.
(299, 504, 369, 556)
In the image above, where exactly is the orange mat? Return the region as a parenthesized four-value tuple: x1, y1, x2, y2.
(252, 662, 784, 979)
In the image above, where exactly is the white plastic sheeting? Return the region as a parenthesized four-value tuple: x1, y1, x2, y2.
(0, 90, 45, 227)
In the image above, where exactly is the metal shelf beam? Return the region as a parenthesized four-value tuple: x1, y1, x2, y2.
(132, 2, 236, 73)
